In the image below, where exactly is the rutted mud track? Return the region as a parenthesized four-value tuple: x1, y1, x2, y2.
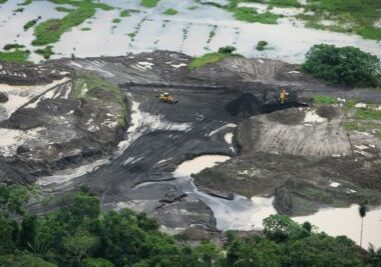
(2, 51, 381, 235)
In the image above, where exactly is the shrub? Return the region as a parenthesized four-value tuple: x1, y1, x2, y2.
(256, 40, 268, 51)
(302, 44, 381, 87)
(218, 45, 236, 54)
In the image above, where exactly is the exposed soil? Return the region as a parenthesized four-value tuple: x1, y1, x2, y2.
(1, 51, 381, 233)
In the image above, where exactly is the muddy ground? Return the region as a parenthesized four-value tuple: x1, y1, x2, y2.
(1, 51, 381, 236)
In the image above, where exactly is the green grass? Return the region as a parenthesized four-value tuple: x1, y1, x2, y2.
(18, 0, 32, 5)
(300, 0, 381, 40)
(23, 18, 39, 31)
(112, 18, 122, 23)
(120, 9, 130, 17)
(268, 0, 300, 7)
(163, 8, 177, 15)
(141, 0, 159, 8)
(13, 7, 24, 12)
(189, 52, 230, 69)
(35, 45, 54, 59)
(354, 108, 381, 120)
(0, 0, 8, 3)
(3, 43, 25, 50)
(232, 8, 280, 24)
(0, 50, 30, 63)
(32, 0, 114, 46)
(81, 27, 91, 31)
(56, 6, 74, 12)
(313, 95, 338, 105)
(73, 71, 127, 125)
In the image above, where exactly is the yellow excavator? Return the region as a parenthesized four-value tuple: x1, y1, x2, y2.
(158, 92, 177, 104)
(279, 89, 288, 104)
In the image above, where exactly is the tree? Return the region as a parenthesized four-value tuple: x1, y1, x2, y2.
(63, 231, 99, 265)
(359, 203, 368, 248)
(367, 244, 381, 267)
(303, 44, 381, 87)
(19, 215, 38, 249)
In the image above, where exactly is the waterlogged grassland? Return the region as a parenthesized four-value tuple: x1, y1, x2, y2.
(32, 0, 114, 46)
(298, 0, 381, 40)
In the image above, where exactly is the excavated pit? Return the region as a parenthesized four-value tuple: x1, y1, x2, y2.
(1, 51, 381, 244)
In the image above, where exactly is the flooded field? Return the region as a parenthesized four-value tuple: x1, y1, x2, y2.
(0, 0, 380, 63)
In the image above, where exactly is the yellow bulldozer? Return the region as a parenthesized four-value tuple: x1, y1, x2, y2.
(158, 92, 177, 104)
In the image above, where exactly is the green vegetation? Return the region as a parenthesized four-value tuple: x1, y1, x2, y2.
(32, 0, 114, 46)
(3, 43, 25, 50)
(164, 8, 178, 15)
(73, 71, 127, 125)
(13, 7, 24, 12)
(303, 44, 381, 87)
(256, 40, 268, 51)
(35, 45, 54, 59)
(24, 17, 40, 31)
(18, 0, 32, 5)
(355, 108, 381, 121)
(313, 95, 338, 105)
(0, 50, 30, 63)
(299, 0, 381, 40)
(189, 53, 229, 69)
(81, 27, 91, 31)
(140, 0, 159, 8)
(268, 0, 300, 7)
(56, 6, 74, 12)
(120, 9, 130, 17)
(0, 0, 7, 4)
(232, 7, 280, 24)
(0, 185, 377, 267)
(112, 18, 121, 23)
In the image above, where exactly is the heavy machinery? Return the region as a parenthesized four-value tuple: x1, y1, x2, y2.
(158, 92, 177, 104)
(279, 89, 288, 104)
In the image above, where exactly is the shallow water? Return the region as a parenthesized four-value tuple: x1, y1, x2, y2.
(173, 154, 381, 248)
(1, 0, 380, 63)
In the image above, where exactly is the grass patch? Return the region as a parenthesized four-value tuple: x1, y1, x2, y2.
(120, 9, 130, 17)
(35, 45, 54, 59)
(56, 6, 74, 12)
(300, 0, 381, 40)
(18, 0, 32, 5)
(354, 108, 381, 121)
(73, 71, 127, 125)
(141, 0, 159, 8)
(24, 17, 40, 31)
(356, 26, 381, 40)
(268, 0, 300, 7)
(112, 18, 122, 23)
(3, 43, 25, 50)
(81, 27, 91, 31)
(0, 50, 30, 63)
(189, 52, 229, 69)
(13, 7, 24, 12)
(163, 8, 177, 15)
(313, 95, 338, 105)
(32, 0, 114, 46)
(232, 8, 280, 24)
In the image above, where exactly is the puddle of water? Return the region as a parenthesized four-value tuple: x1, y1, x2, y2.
(173, 155, 230, 177)
(293, 205, 381, 249)
(173, 154, 276, 230)
(173, 154, 381, 248)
